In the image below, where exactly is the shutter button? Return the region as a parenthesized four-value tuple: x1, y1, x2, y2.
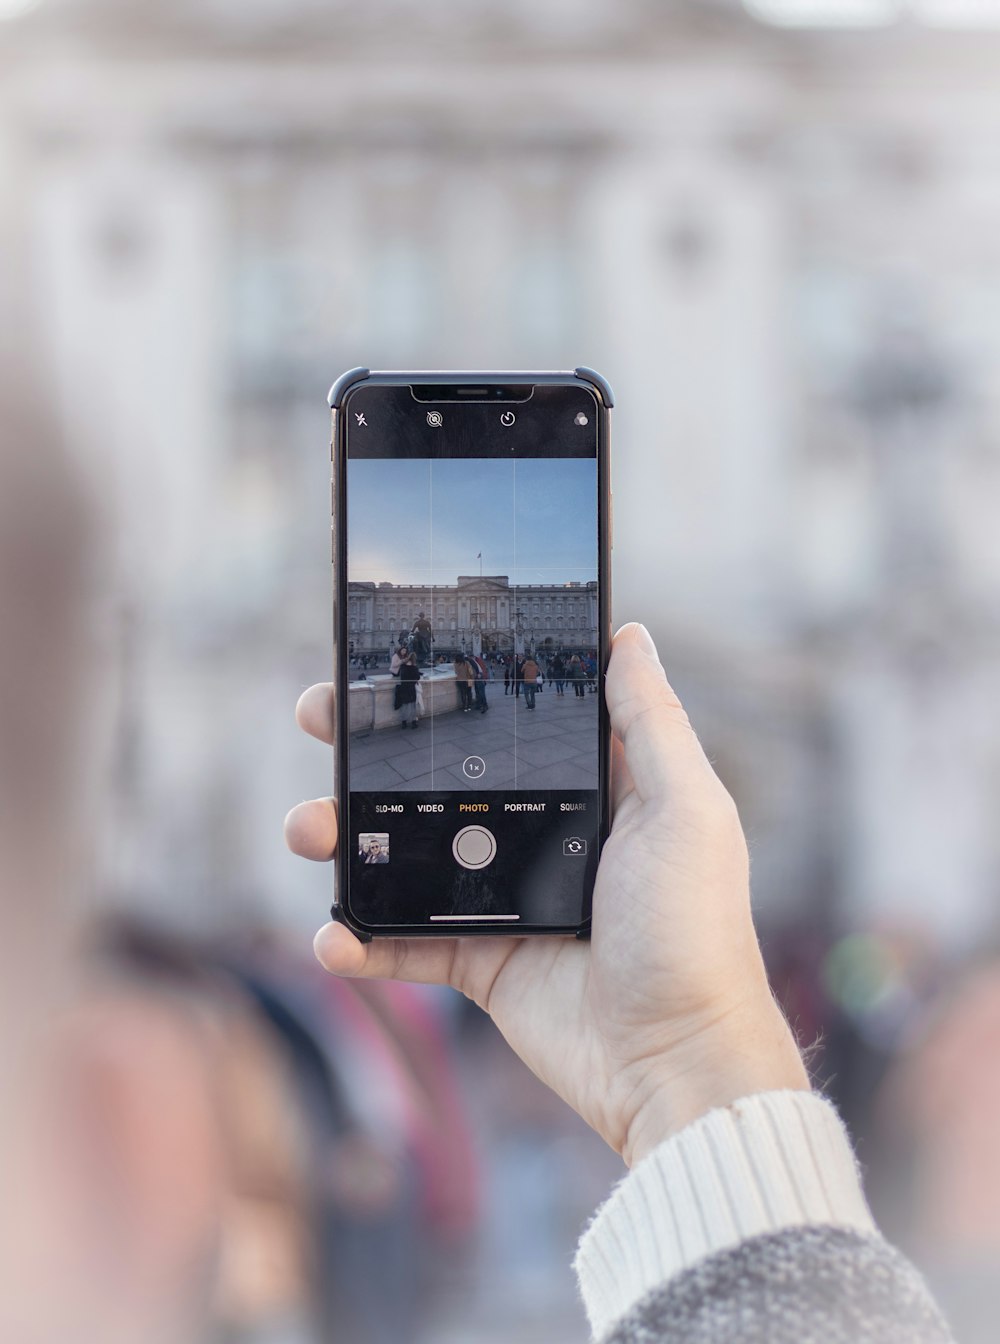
(452, 826, 497, 870)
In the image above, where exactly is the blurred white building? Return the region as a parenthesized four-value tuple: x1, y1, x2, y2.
(2, 0, 1000, 947)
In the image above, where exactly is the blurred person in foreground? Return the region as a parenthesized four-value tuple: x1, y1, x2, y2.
(0, 371, 221, 1344)
(0, 364, 317, 1344)
(289, 622, 957, 1343)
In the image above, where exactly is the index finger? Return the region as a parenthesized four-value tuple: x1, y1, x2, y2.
(313, 922, 524, 1015)
(296, 683, 334, 745)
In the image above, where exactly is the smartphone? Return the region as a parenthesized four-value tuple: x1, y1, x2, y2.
(328, 368, 612, 939)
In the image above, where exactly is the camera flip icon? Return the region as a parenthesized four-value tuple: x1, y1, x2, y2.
(562, 837, 587, 857)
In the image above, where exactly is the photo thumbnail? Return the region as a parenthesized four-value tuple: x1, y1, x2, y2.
(358, 833, 390, 864)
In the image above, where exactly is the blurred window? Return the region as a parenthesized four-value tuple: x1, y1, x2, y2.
(746, 0, 1000, 23)
(916, 0, 1000, 22)
(745, 0, 899, 22)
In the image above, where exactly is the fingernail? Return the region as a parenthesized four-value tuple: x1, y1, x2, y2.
(313, 923, 335, 965)
(633, 623, 657, 656)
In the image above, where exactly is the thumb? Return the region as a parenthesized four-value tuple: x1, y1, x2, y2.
(605, 623, 715, 804)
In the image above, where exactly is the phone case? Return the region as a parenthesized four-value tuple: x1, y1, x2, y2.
(328, 366, 614, 410)
(329, 369, 613, 941)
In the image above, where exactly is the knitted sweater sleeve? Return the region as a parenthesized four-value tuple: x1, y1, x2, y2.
(573, 1091, 954, 1344)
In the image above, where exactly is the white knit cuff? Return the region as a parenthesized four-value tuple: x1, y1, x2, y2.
(574, 1090, 876, 1341)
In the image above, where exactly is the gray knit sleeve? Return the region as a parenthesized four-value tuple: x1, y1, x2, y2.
(600, 1226, 955, 1344)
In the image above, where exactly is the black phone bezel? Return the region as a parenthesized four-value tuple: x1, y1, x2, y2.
(329, 368, 612, 940)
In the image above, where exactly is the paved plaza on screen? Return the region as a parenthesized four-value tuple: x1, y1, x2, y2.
(349, 679, 599, 792)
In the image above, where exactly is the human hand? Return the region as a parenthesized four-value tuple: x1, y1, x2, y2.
(286, 624, 808, 1166)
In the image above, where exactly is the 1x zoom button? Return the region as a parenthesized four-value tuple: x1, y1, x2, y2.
(452, 826, 497, 871)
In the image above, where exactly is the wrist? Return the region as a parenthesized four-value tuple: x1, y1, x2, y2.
(621, 998, 810, 1168)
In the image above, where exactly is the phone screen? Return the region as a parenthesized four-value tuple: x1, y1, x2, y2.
(337, 380, 608, 933)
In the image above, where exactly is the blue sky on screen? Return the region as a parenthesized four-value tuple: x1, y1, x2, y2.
(348, 458, 598, 585)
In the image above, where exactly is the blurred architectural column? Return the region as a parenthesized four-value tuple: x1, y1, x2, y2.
(835, 310, 997, 949)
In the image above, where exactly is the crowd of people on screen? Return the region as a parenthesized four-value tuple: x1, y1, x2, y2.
(386, 646, 598, 727)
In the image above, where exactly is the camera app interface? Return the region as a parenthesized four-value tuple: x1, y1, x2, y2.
(343, 384, 603, 929)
